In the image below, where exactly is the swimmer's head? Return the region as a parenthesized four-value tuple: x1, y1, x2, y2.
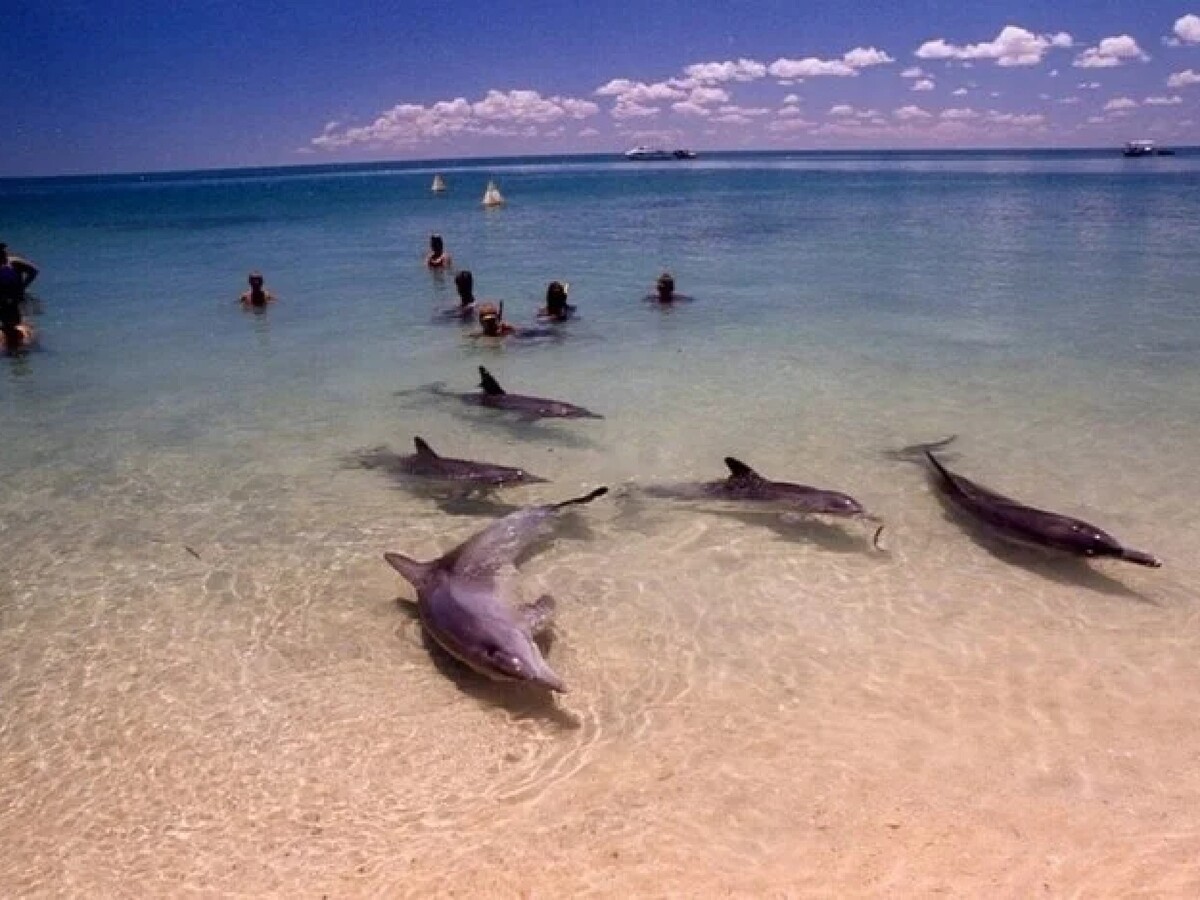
(429, 233, 444, 255)
(248, 271, 265, 288)
(0, 244, 8, 264)
(477, 302, 502, 336)
(455, 270, 475, 303)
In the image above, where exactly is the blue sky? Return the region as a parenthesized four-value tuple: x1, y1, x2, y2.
(5, 1, 1200, 175)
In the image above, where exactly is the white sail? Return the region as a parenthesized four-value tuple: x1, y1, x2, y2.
(482, 179, 505, 207)
(431, 174, 446, 193)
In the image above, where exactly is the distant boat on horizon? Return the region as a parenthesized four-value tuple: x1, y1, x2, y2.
(482, 179, 505, 207)
(431, 173, 446, 193)
(624, 146, 698, 161)
(1122, 139, 1175, 157)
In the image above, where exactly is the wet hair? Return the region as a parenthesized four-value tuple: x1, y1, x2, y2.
(455, 270, 475, 303)
(545, 281, 568, 314)
(656, 272, 675, 295)
(429, 234, 444, 255)
(248, 270, 264, 285)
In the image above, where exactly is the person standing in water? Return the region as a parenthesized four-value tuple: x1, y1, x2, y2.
(645, 271, 693, 304)
(0, 243, 39, 352)
(239, 271, 276, 309)
(537, 281, 575, 322)
(425, 233, 452, 269)
(441, 270, 477, 319)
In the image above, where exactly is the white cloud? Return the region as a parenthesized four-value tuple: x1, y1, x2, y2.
(681, 59, 768, 84)
(1049, 69, 1059, 77)
(717, 105, 770, 117)
(1167, 69, 1200, 88)
(1103, 96, 1139, 112)
(686, 87, 731, 105)
(311, 90, 599, 150)
(915, 26, 1072, 67)
(900, 66, 926, 78)
(595, 79, 686, 103)
(1144, 95, 1183, 105)
(952, 87, 969, 96)
(894, 105, 932, 120)
(778, 106, 804, 117)
(766, 118, 815, 133)
(578, 127, 599, 137)
(828, 104, 856, 117)
(940, 107, 979, 120)
(985, 111, 1046, 126)
(1074, 35, 1149, 68)
(1078, 81, 1101, 89)
(671, 101, 711, 117)
(782, 93, 800, 104)
(1057, 96, 1081, 104)
(1175, 14, 1200, 44)
(912, 79, 935, 91)
(611, 101, 660, 120)
(842, 46, 895, 68)
(770, 57, 855, 79)
(768, 45, 894, 81)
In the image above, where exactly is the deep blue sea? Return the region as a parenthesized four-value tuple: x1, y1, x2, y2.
(2, 151, 1199, 895)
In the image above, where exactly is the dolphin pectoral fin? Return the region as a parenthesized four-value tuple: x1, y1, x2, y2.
(384, 552, 435, 587)
(885, 435, 959, 462)
(521, 594, 557, 636)
(413, 436, 438, 458)
(1118, 547, 1162, 568)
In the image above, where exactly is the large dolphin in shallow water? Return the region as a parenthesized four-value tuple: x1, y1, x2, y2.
(462, 367, 603, 421)
(352, 437, 547, 489)
(899, 437, 1161, 568)
(644, 457, 884, 546)
(384, 486, 609, 692)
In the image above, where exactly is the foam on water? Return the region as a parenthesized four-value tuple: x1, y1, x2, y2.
(2, 152, 1199, 895)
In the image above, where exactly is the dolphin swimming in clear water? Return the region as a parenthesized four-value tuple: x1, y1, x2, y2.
(384, 486, 609, 692)
(351, 436, 547, 489)
(897, 437, 1161, 568)
(462, 367, 603, 421)
(643, 457, 884, 546)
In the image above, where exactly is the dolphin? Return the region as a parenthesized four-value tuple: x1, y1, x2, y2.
(902, 437, 1161, 568)
(351, 437, 547, 489)
(384, 486, 609, 692)
(462, 367, 603, 421)
(644, 457, 884, 547)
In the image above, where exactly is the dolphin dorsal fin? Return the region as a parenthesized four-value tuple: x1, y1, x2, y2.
(478, 366, 506, 396)
(724, 457, 761, 480)
(413, 436, 438, 458)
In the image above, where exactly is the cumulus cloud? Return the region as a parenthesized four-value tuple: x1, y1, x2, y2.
(1144, 95, 1183, 105)
(940, 107, 979, 120)
(611, 101, 661, 120)
(671, 101, 711, 117)
(1078, 81, 1101, 89)
(1168, 69, 1200, 88)
(311, 90, 600, 150)
(900, 66, 926, 78)
(894, 105, 932, 120)
(985, 111, 1046, 126)
(681, 58, 767, 84)
(952, 87, 969, 96)
(1103, 96, 1138, 111)
(687, 87, 731, 105)
(769, 45, 894, 80)
(1175, 14, 1200, 44)
(595, 79, 686, 103)
(778, 106, 803, 117)
(915, 26, 1073, 67)
(912, 79, 935, 91)
(829, 104, 856, 117)
(782, 93, 800, 104)
(1057, 96, 1082, 104)
(1074, 35, 1149, 68)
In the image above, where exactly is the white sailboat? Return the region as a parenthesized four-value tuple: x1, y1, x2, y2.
(431, 174, 446, 193)
(482, 179, 505, 207)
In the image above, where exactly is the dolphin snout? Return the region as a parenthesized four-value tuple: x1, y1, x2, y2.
(1119, 548, 1162, 568)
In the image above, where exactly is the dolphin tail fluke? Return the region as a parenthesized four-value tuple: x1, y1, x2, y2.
(413, 436, 438, 458)
(724, 457, 759, 479)
(552, 486, 609, 510)
(885, 435, 959, 462)
(478, 366, 506, 396)
(1118, 547, 1162, 568)
(384, 552, 436, 587)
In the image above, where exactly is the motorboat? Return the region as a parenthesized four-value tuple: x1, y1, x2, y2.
(624, 146, 698, 161)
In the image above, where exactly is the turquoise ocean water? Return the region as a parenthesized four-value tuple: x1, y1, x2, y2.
(3, 151, 1200, 895)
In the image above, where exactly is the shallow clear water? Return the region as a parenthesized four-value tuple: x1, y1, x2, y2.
(2, 152, 1199, 895)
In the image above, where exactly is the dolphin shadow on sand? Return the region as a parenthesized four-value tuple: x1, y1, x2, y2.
(694, 507, 883, 555)
(391, 598, 579, 726)
(890, 436, 1160, 602)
